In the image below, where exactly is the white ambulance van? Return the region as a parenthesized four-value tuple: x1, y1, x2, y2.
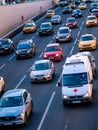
(58, 55, 94, 106)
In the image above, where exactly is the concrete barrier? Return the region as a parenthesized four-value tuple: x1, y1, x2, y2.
(0, 0, 59, 38)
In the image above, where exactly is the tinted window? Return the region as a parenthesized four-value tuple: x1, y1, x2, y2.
(33, 62, 50, 70)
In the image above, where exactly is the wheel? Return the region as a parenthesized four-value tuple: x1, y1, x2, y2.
(24, 113, 28, 126)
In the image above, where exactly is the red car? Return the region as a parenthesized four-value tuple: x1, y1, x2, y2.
(66, 17, 77, 28)
(44, 43, 63, 61)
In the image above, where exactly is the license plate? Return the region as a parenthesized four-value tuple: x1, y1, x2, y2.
(72, 100, 81, 104)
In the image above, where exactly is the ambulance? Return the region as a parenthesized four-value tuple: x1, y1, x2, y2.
(58, 55, 94, 106)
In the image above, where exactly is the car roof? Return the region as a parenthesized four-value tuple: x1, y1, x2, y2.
(2, 89, 26, 97)
(34, 59, 50, 64)
(41, 22, 51, 25)
(46, 43, 60, 47)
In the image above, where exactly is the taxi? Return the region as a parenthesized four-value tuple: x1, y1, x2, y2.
(78, 34, 96, 51)
(23, 20, 37, 33)
(86, 15, 98, 27)
(78, 2, 87, 9)
(45, 9, 55, 18)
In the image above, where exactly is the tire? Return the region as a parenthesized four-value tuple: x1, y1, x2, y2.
(24, 113, 28, 126)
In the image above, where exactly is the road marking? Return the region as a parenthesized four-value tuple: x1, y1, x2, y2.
(49, 40, 53, 44)
(37, 91, 56, 130)
(15, 75, 27, 89)
(0, 63, 6, 70)
(64, 118, 69, 130)
(39, 52, 43, 58)
(80, 21, 84, 31)
(8, 54, 15, 61)
(70, 46, 74, 55)
(56, 73, 62, 87)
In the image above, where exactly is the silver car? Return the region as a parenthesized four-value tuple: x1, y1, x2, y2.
(0, 89, 33, 126)
(55, 27, 72, 43)
(30, 59, 55, 82)
(51, 15, 62, 24)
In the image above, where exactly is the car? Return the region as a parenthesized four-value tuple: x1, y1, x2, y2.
(0, 76, 5, 95)
(86, 15, 98, 27)
(78, 34, 97, 51)
(45, 9, 55, 18)
(43, 43, 63, 61)
(63, 5, 72, 14)
(66, 17, 77, 28)
(0, 39, 14, 54)
(16, 39, 36, 59)
(55, 27, 72, 43)
(78, 2, 87, 9)
(30, 59, 55, 82)
(70, 2, 76, 9)
(51, 15, 62, 24)
(39, 22, 53, 36)
(0, 89, 33, 126)
(90, 9, 98, 17)
(74, 0, 81, 4)
(59, 0, 68, 6)
(90, 2, 98, 12)
(75, 51, 96, 77)
(22, 20, 37, 33)
(72, 9, 82, 17)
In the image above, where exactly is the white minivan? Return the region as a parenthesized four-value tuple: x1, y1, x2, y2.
(58, 55, 94, 106)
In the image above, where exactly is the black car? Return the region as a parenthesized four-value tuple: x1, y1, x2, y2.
(90, 2, 98, 11)
(0, 39, 14, 54)
(63, 5, 72, 14)
(16, 39, 36, 59)
(72, 9, 82, 17)
(39, 22, 53, 36)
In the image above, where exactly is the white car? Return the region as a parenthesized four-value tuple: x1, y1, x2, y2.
(30, 59, 55, 82)
(0, 76, 5, 94)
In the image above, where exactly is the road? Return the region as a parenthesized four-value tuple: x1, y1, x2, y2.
(1, 3, 98, 130)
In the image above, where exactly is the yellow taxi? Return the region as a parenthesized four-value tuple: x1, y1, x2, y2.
(78, 2, 87, 9)
(86, 15, 98, 27)
(0, 76, 5, 94)
(78, 34, 96, 51)
(23, 20, 37, 33)
(45, 9, 55, 18)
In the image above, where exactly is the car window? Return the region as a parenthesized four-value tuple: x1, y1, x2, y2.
(81, 35, 93, 41)
(17, 43, 30, 49)
(45, 46, 59, 52)
(59, 29, 69, 34)
(33, 62, 49, 71)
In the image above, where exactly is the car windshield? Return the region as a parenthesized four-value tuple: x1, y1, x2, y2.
(0, 96, 23, 107)
(33, 62, 49, 70)
(59, 28, 69, 34)
(17, 43, 30, 49)
(92, 9, 98, 12)
(0, 40, 9, 46)
(81, 35, 94, 41)
(45, 46, 59, 52)
(87, 17, 96, 20)
(24, 23, 33, 27)
(41, 24, 50, 28)
(63, 73, 88, 86)
(47, 10, 53, 13)
(52, 16, 59, 19)
(73, 9, 80, 13)
(67, 18, 75, 22)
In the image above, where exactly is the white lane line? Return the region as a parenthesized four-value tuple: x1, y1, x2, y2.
(15, 75, 27, 89)
(77, 31, 80, 37)
(80, 21, 84, 31)
(8, 54, 15, 61)
(53, 35, 56, 39)
(64, 118, 69, 130)
(74, 37, 78, 45)
(0, 63, 6, 70)
(49, 40, 53, 44)
(39, 52, 43, 58)
(37, 91, 56, 130)
(70, 46, 74, 55)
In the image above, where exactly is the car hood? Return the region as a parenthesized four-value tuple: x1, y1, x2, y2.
(44, 51, 58, 56)
(17, 48, 29, 52)
(0, 45, 9, 48)
(30, 69, 50, 76)
(40, 27, 51, 30)
(0, 106, 23, 117)
(79, 40, 95, 45)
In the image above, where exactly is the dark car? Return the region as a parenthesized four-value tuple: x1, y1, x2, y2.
(90, 2, 98, 11)
(72, 9, 82, 17)
(0, 89, 33, 126)
(66, 17, 77, 28)
(91, 9, 98, 17)
(74, 0, 80, 4)
(16, 39, 36, 59)
(39, 22, 53, 36)
(0, 39, 14, 54)
(63, 5, 72, 14)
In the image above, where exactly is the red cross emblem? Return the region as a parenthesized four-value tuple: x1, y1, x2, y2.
(73, 88, 78, 93)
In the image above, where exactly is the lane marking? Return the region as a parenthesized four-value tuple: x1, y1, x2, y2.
(0, 63, 6, 70)
(64, 118, 69, 130)
(37, 91, 56, 130)
(15, 75, 27, 89)
(70, 46, 74, 55)
(8, 54, 15, 61)
(39, 52, 43, 58)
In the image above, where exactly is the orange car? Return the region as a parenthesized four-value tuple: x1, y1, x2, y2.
(45, 9, 55, 18)
(86, 15, 98, 27)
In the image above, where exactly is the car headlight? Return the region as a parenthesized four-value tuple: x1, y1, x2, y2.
(4, 47, 9, 50)
(16, 50, 19, 54)
(30, 73, 35, 78)
(83, 92, 90, 98)
(44, 54, 47, 58)
(21, 113, 25, 120)
(44, 72, 51, 77)
(47, 29, 51, 31)
(56, 53, 59, 57)
(27, 49, 30, 53)
(63, 95, 68, 99)
(66, 35, 70, 38)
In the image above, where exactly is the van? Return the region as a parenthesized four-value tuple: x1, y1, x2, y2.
(58, 55, 94, 106)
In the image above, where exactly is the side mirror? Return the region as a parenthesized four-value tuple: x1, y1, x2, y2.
(57, 81, 62, 87)
(89, 79, 93, 84)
